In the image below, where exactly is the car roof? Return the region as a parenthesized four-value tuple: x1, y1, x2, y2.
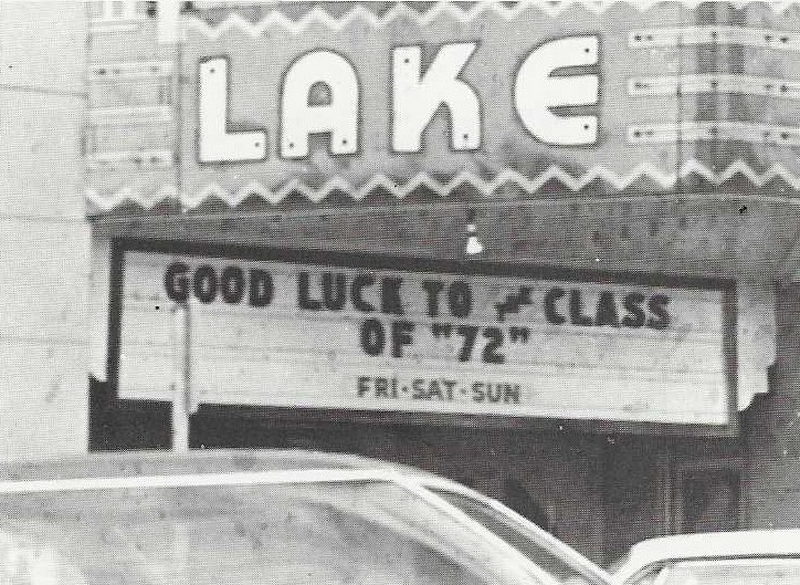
(0, 448, 616, 585)
(0, 448, 458, 488)
(615, 529, 800, 580)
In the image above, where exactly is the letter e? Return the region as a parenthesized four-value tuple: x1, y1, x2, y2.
(514, 36, 599, 145)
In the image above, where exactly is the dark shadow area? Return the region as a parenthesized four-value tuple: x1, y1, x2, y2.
(89, 376, 171, 451)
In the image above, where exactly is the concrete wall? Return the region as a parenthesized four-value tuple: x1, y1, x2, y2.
(0, 2, 89, 460)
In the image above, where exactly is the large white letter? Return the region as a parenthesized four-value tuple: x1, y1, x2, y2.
(392, 43, 480, 152)
(281, 50, 358, 159)
(198, 57, 267, 163)
(514, 36, 599, 146)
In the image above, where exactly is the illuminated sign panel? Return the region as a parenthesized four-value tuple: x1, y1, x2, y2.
(115, 246, 735, 431)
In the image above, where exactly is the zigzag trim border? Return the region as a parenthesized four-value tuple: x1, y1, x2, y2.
(85, 159, 800, 212)
(182, 1, 800, 38)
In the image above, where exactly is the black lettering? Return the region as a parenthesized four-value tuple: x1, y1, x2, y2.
(164, 262, 189, 302)
(472, 383, 486, 402)
(428, 380, 443, 400)
(569, 290, 593, 326)
(391, 320, 415, 358)
(442, 379, 457, 400)
(456, 325, 479, 362)
(621, 292, 646, 328)
(193, 265, 218, 304)
(351, 274, 375, 312)
(506, 385, 520, 404)
(544, 287, 566, 324)
(482, 327, 505, 364)
(220, 266, 245, 304)
(375, 378, 389, 398)
(298, 272, 322, 310)
(322, 272, 347, 311)
(486, 384, 502, 403)
(412, 378, 426, 398)
(422, 280, 445, 317)
(248, 269, 273, 307)
(448, 281, 472, 318)
(357, 376, 371, 397)
(381, 277, 404, 315)
(360, 319, 385, 356)
(595, 291, 620, 327)
(647, 294, 671, 330)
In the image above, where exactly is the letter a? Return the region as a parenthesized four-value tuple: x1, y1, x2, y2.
(281, 50, 359, 159)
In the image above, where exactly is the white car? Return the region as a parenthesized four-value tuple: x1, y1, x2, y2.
(612, 529, 800, 585)
(0, 449, 614, 585)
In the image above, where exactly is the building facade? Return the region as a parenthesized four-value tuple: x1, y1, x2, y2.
(6, 0, 800, 565)
(0, 1, 90, 461)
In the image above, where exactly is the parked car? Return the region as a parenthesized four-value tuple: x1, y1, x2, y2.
(0, 449, 614, 585)
(612, 529, 800, 585)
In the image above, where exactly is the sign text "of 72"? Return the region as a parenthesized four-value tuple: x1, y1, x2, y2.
(431, 324, 531, 364)
(359, 319, 530, 364)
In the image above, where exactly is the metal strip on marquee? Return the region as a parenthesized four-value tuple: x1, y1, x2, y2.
(627, 74, 800, 99)
(628, 122, 800, 146)
(628, 25, 800, 50)
(86, 161, 800, 212)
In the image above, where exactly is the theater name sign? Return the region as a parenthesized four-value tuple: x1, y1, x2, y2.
(103, 3, 797, 433)
(84, 2, 800, 209)
(199, 34, 600, 163)
(158, 1, 800, 207)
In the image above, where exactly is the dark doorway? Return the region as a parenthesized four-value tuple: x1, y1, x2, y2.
(681, 468, 740, 533)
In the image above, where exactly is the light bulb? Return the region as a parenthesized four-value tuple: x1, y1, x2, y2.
(465, 222, 484, 255)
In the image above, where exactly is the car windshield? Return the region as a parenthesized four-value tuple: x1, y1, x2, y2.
(606, 552, 629, 574)
(635, 558, 800, 585)
(0, 477, 549, 585)
(428, 488, 600, 585)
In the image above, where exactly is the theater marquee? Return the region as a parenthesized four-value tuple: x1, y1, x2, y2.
(84, 2, 800, 211)
(112, 245, 736, 432)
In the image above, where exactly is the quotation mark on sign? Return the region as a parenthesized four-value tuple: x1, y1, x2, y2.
(508, 327, 530, 343)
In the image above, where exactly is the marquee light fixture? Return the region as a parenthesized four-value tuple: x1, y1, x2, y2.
(465, 210, 484, 256)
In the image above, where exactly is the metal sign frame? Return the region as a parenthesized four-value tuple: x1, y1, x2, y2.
(105, 238, 738, 437)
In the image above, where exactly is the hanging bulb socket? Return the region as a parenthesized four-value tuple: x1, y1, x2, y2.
(465, 209, 484, 256)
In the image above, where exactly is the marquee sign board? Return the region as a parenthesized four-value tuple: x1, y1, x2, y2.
(113, 244, 736, 432)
